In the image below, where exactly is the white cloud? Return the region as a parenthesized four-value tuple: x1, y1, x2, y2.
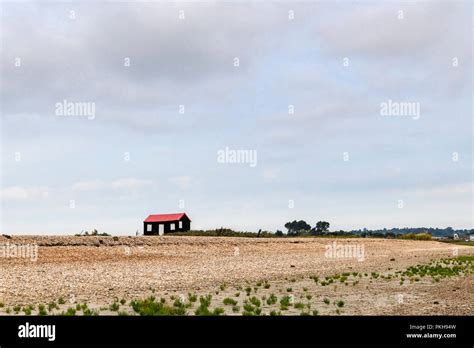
(0, 186, 49, 201)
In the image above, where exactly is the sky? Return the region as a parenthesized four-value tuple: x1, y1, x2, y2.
(0, 1, 472, 235)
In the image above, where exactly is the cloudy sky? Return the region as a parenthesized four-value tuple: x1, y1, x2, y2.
(0, 1, 472, 235)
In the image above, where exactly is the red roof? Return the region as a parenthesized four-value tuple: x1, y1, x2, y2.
(144, 212, 191, 223)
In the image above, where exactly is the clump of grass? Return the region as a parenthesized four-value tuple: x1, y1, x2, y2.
(23, 306, 32, 315)
(312, 310, 319, 316)
(58, 297, 66, 305)
(280, 296, 292, 310)
(270, 310, 281, 316)
(336, 300, 345, 308)
(131, 296, 187, 316)
(65, 307, 76, 316)
(110, 301, 120, 311)
(37, 304, 47, 316)
(294, 302, 305, 309)
(187, 293, 197, 303)
(286, 288, 293, 292)
(266, 294, 278, 305)
(223, 298, 237, 306)
(245, 287, 252, 296)
(13, 305, 21, 314)
(263, 282, 271, 289)
(232, 306, 240, 313)
(0, 302, 4, 308)
(242, 303, 261, 316)
(306, 294, 312, 300)
(48, 302, 59, 312)
(195, 295, 226, 316)
(234, 292, 240, 297)
(120, 298, 126, 305)
(323, 298, 330, 305)
(83, 307, 99, 316)
(249, 296, 261, 307)
(220, 284, 226, 291)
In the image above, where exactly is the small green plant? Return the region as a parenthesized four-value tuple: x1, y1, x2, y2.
(223, 298, 237, 306)
(213, 307, 225, 316)
(38, 304, 47, 316)
(48, 302, 59, 312)
(280, 296, 292, 310)
(249, 296, 261, 307)
(336, 300, 345, 308)
(23, 307, 32, 315)
(323, 298, 330, 305)
(245, 287, 252, 296)
(110, 302, 120, 311)
(286, 288, 292, 292)
(58, 297, 66, 305)
(234, 292, 240, 297)
(266, 294, 278, 305)
(312, 310, 319, 316)
(187, 293, 197, 303)
(306, 294, 312, 300)
(120, 298, 126, 305)
(65, 307, 76, 316)
(270, 310, 281, 316)
(294, 302, 305, 309)
(232, 306, 240, 313)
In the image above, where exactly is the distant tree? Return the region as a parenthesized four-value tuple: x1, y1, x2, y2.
(275, 230, 284, 237)
(284, 220, 311, 236)
(312, 221, 330, 235)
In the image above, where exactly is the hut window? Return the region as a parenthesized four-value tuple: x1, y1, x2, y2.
(147, 224, 152, 232)
(170, 223, 175, 230)
(179, 221, 183, 229)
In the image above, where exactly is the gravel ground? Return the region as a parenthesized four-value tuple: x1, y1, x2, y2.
(0, 236, 472, 315)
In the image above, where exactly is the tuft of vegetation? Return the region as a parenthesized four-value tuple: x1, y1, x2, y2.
(130, 296, 186, 316)
(223, 298, 238, 306)
(266, 294, 278, 306)
(187, 293, 197, 303)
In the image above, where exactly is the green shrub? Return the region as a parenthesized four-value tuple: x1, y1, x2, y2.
(110, 302, 120, 311)
(131, 296, 186, 316)
(223, 298, 237, 306)
(48, 302, 59, 312)
(266, 294, 278, 305)
(249, 296, 261, 307)
(187, 293, 197, 303)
